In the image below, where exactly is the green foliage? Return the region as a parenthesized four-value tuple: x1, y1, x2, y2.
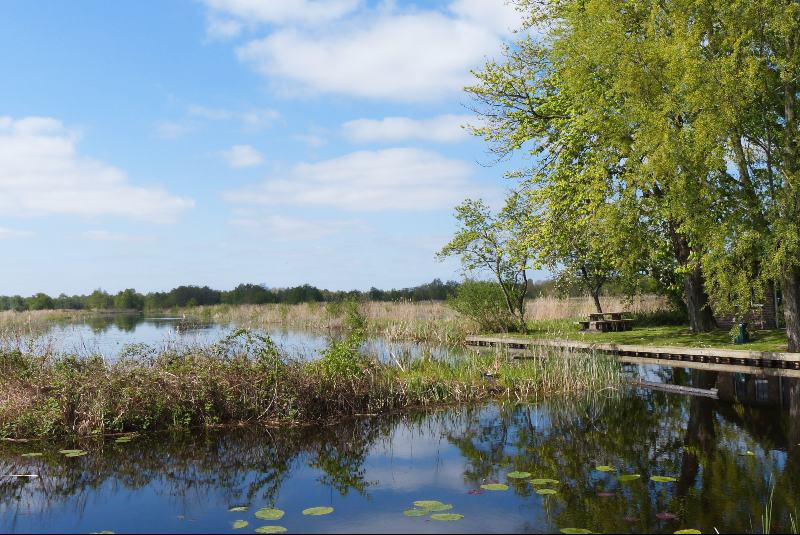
(448, 280, 517, 332)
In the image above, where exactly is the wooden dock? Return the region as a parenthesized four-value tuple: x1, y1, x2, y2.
(465, 335, 800, 378)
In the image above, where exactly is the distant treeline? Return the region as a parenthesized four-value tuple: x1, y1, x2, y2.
(0, 277, 656, 312)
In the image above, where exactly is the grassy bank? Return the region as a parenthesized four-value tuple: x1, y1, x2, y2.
(0, 329, 621, 440)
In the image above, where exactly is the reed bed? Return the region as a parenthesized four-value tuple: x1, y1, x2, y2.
(186, 295, 671, 344)
(0, 329, 621, 440)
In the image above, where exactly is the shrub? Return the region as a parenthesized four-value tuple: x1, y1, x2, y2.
(447, 280, 517, 332)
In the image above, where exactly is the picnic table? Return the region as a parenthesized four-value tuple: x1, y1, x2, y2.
(578, 312, 634, 332)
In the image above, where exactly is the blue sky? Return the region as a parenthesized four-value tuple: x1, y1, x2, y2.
(0, 0, 533, 296)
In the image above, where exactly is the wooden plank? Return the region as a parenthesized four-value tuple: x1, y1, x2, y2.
(464, 335, 800, 362)
(628, 380, 719, 399)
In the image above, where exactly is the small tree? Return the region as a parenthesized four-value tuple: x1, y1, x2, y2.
(438, 193, 535, 333)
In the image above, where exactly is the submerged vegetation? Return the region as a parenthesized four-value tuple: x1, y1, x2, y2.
(0, 322, 621, 439)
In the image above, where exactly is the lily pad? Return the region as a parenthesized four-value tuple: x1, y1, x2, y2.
(65, 450, 88, 457)
(480, 483, 509, 491)
(302, 506, 333, 516)
(507, 471, 532, 479)
(617, 474, 641, 482)
(228, 506, 248, 512)
(114, 437, 132, 443)
(413, 500, 451, 511)
(21, 452, 42, 457)
(58, 449, 83, 454)
(403, 509, 428, 517)
(254, 527, 287, 534)
(431, 513, 464, 521)
(595, 465, 615, 472)
(90, 532, 115, 534)
(232, 520, 248, 529)
(560, 529, 593, 534)
(674, 531, 701, 534)
(650, 476, 678, 483)
(536, 488, 558, 495)
(254, 508, 285, 520)
(530, 478, 560, 485)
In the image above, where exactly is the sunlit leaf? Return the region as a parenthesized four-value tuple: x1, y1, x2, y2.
(403, 509, 428, 517)
(255, 508, 285, 520)
(595, 465, 615, 472)
(228, 506, 248, 512)
(560, 528, 593, 534)
(530, 478, 559, 485)
(21, 453, 42, 457)
(617, 474, 641, 482)
(674, 530, 701, 534)
(65, 450, 87, 457)
(302, 507, 333, 516)
(650, 476, 677, 483)
(480, 483, 509, 491)
(232, 520, 248, 529)
(507, 471, 532, 479)
(254, 527, 287, 533)
(413, 500, 450, 511)
(536, 488, 557, 495)
(430, 513, 463, 521)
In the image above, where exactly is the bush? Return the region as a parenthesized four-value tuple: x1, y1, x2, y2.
(447, 280, 517, 332)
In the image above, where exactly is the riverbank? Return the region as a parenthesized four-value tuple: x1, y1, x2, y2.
(0, 329, 620, 439)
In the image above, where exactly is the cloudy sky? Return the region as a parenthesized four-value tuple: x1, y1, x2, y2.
(0, 0, 529, 296)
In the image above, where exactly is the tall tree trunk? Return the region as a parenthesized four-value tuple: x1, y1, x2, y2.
(669, 226, 717, 333)
(783, 268, 800, 352)
(591, 291, 603, 314)
(684, 264, 718, 333)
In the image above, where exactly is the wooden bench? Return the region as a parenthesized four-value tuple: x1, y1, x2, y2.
(579, 312, 634, 332)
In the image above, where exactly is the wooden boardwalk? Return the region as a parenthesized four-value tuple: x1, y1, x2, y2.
(465, 335, 800, 378)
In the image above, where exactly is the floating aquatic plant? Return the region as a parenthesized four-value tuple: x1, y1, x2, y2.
(595, 465, 615, 472)
(254, 526, 287, 533)
(254, 508, 284, 520)
(536, 488, 557, 495)
(507, 471, 532, 479)
(530, 478, 559, 486)
(617, 474, 641, 482)
(413, 500, 451, 511)
(431, 514, 463, 521)
(232, 520, 248, 529)
(302, 507, 334, 516)
(403, 509, 428, 517)
(673, 530, 701, 534)
(58, 449, 83, 454)
(480, 483, 509, 491)
(228, 506, 248, 512)
(650, 476, 677, 483)
(64, 450, 87, 457)
(21, 453, 42, 457)
(559, 528, 593, 534)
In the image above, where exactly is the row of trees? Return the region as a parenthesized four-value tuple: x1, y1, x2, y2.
(441, 0, 800, 350)
(0, 280, 463, 312)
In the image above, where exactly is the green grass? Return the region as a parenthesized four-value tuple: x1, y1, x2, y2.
(489, 319, 791, 352)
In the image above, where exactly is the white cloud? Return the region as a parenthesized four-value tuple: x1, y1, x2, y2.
(203, 0, 361, 37)
(224, 148, 482, 211)
(231, 213, 363, 240)
(155, 120, 192, 139)
(234, 1, 523, 101)
(0, 116, 193, 222)
(220, 144, 264, 168)
(187, 105, 280, 131)
(342, 114, 472, 143)
(81, 230, 154, 242)
(0, 227, 32, 239)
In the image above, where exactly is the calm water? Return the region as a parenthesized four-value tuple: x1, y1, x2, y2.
(0, 314, 457, 361)
(1, 382, 799, 533)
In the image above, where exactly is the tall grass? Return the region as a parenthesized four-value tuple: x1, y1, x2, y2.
(0, 329, 621, 440)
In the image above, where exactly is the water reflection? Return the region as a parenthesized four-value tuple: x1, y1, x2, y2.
(3, 386, 800, 533)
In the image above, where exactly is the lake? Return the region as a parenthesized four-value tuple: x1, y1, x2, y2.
(1, 315, 798, 533)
